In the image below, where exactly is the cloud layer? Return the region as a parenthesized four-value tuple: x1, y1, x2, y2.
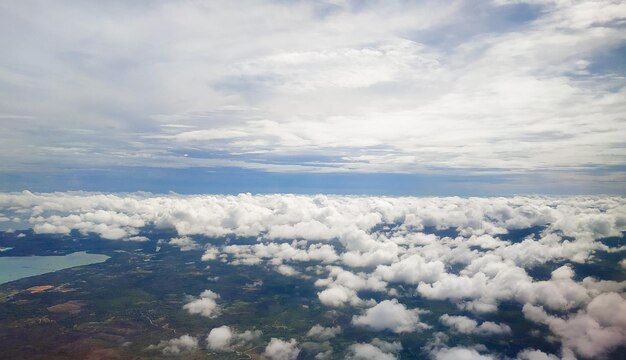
(1, 191, 625, 358)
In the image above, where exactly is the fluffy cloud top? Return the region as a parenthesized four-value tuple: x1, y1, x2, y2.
(515, 349, 560, 360)
(352, 299, 428, 333)
(206, 325, 262, 351)
(346, 338, 402, 360)
(439, 315, 511, 336)
(206, 325, 232, 351)
(1, 192, 625, 359)
(306, 324, 342, 341)
(317, 285, 364, 308)
(263, 338, 300, 360)
(3, 193, 623, 247)
(148, 334, 199, 355)
(523, 292, 626, 358)
(169, 236, 200, 251)
(431, 346, 495, 360)
(183, 289, 220, 318)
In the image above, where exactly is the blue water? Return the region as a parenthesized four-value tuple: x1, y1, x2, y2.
(0, 251, 109, 285)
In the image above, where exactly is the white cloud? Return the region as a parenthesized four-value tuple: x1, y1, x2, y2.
(169, 236, 200, 251)
(263, 338, 300, 360)
(523, 292, 626, 358)
(276, 264, 300, 277)
(315, 266, 388, 294)
(206, 325, 262, 351)
(235, 329, 263, 346)
(0, 1, 624, 180)
(346, 338, 402, 360)
(374, 254, 444, 284)
(318, 286, 363, 308)
(314, 349, 333, 360)
(352, 299, 428, 333)
(306, 324, 341, 341)
(515, 349, 560, 360)
(430, 346, 496, 360)
(5, 193, 624, 250)
(149, 334, 199, 355)
(206, 325, 233, 351)
(417, 262, 599, 314)
(2, 192, 626, 358)
(201, 246, 220, 261)
(183, 289, 221, 318)
(519, 265, 590, 310)
(439, 315, 511, 336)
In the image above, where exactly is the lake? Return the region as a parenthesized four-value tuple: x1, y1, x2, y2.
(0, 251, 110, 285)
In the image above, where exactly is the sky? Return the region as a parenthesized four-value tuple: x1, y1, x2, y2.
(0, 0, 625, 195)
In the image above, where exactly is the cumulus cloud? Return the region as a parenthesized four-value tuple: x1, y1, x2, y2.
(1, 192, 625, 358)
(352, 299, 428, 333)
(430, 346, 496, 360)
(522, 292, 626, 358)
(169, 236, 200, 251)
(417, 263, 598, 314)
(3, 193, 624, 249)
(346, 338, 402, 360)
(276, 264, 300, 277)
(201, 246, 220, 261)
(263, 338, 300, 360)
(318, 286, 365, 308)
(306, 324, 341, 341)
(439, 315, 511, 336)
(206, 325, 232, 351)
(183, 289, 221, 318)
(224, 241, 340, 266)
(149, 334, 199, 355)
(314, 266, 387, 306)
(515, 349, 560, 360)
(206, 325, 262, 351)
(374, 254, 444, 284)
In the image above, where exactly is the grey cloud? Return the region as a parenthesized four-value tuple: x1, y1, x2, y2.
(0, 1, 624, 176)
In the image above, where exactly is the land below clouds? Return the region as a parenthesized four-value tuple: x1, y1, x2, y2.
(0, 193, 624, 359)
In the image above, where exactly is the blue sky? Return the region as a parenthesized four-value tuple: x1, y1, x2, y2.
(0, 0, 625, 195)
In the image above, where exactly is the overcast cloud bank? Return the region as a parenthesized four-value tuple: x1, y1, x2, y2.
(0, 0, 625, 192)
